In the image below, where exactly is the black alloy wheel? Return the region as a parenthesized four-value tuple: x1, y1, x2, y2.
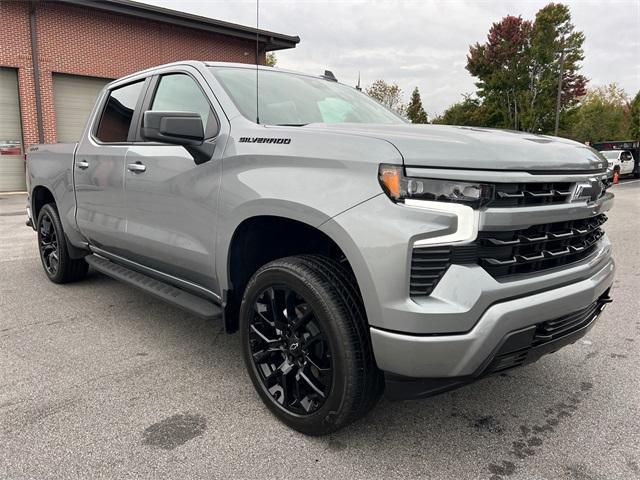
(38, 210, 60, 276)
(240, 255, 383, 435)
(36, 203, 88, 284)
(248, 285, 332, 415)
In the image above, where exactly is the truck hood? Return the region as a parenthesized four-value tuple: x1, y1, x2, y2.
(304, 123, 605, 172)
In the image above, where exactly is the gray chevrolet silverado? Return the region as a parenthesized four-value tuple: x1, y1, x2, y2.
(26, 61, 615, 435)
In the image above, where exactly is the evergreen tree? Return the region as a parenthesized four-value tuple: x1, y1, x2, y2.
(406, 87, 429, 124)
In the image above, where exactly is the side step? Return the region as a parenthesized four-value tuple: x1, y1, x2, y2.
(85, 254, 222, 320)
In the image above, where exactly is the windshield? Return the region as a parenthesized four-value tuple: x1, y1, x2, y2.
(600, 151, 620, 159)
(210, 67, 404, 125)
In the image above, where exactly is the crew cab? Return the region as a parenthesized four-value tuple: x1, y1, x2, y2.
(26, 61, 615, 435)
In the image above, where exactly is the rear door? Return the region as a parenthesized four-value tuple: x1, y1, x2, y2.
(121, 68, 226, 293)
(74, 79, 147, 252)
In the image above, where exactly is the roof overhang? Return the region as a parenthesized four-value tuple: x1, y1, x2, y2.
(54, 0, 300, 51)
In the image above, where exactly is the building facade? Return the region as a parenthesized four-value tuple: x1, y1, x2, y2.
(0, 0, 298, 191)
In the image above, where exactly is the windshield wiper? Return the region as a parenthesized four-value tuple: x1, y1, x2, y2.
(274, 123, 308, 127)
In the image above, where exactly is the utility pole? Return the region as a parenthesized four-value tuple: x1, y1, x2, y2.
(554, 38, 566, 136)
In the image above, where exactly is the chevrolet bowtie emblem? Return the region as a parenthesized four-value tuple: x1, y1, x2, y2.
(571, 177, 603, 203)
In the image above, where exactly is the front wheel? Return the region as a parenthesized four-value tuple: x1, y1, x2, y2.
(37, 203, 88, 284)
(239, 255, 382, 435)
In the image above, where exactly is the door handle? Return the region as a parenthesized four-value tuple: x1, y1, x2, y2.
(127, 162, 146, 173)
(76, 160, 89, 169)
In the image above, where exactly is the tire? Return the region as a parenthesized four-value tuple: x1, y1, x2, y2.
(36, 203, 88, 284)
(239, 255, 383, 435)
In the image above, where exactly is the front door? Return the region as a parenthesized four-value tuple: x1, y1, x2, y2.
(620, 151, 635, 175)
(75, 79, 146, 252)
(122, 71, 223, 293)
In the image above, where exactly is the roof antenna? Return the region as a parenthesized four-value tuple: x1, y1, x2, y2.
(255, 0, 260, 124)
(356, 71, 362, 91)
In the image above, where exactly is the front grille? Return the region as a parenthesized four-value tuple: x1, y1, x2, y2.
(487, 182, 573, 207)
(410, 246, 451, 297)
(453, 214, 607, 278)
(485, 176, 611, 208)
(409, 214, 607, 297)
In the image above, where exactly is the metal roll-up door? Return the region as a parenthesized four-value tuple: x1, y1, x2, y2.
(53, 74, 110, 143)
(0, 67, 25, 192)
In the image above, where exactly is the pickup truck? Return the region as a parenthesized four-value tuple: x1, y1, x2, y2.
(599, 149, 636, 177)
(26, 61, 615, 435)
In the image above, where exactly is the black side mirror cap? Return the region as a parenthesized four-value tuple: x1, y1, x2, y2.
(141, 111, 215, 164)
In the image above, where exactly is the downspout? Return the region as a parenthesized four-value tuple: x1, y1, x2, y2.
(29, 1, 44, 144)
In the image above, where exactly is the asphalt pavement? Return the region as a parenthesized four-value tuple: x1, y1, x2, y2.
(1, 181, 639, 480)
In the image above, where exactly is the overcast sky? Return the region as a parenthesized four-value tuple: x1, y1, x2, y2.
(141, 0, 640, 116)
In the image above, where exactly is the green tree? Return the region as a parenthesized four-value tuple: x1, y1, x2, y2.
(266, 52, 277, 67)
(406, 87, 428, 123)
(567, 84, 631, 143)
(432, 95, 489, 126)
(526, 3, 587, 132)
(465, 3, 586, 133)
(628, 90, 640, 138)
(365, 79, 405, 115)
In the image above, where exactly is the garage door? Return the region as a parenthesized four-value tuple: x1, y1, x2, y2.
(0, 68, 25, 192)
(53, 74, 111, 143)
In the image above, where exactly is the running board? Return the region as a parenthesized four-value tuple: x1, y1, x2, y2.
(85, 254, 222, 320)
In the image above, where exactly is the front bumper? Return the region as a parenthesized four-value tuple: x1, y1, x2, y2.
(383, 290, 612, 400)
(370, 255, 614, 382)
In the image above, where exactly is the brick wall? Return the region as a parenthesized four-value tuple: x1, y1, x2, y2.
(0, 0, 263, 146)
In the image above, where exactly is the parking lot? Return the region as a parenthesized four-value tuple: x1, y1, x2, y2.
(1, 181, 638, 480)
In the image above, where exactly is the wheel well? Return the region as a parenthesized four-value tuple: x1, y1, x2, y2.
(225, 216, 357, 332)
(32, 186, 55, 220)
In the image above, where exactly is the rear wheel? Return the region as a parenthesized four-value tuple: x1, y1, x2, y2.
(239, 255, 382, 435)
(37, 203, 88, 284)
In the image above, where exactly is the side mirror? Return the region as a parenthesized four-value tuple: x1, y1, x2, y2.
(141, 111, 215, 165)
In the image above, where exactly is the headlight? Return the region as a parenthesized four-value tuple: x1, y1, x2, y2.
(378, 164, 493, 208)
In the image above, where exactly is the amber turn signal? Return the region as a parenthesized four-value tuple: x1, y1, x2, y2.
(378, 164, 403, 200)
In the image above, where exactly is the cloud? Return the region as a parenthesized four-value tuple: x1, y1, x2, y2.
(142, 0, 640, 115)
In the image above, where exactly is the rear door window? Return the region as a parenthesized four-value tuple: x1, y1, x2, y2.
(95, 80, 145, 143)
